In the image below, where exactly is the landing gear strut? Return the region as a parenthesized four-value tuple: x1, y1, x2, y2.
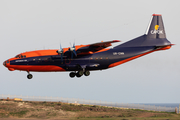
(69, 70, 90, 78)
(27, 72, 33, 79)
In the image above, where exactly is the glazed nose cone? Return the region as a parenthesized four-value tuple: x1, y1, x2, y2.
(3, 61, 6, 67)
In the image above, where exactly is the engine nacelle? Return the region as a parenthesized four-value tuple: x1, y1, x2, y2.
(56, 49, 63, 54)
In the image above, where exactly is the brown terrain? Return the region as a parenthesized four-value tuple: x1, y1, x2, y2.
(0, 100, 180, 120)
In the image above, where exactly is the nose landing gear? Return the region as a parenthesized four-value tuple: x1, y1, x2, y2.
(27, 71, 33, 79)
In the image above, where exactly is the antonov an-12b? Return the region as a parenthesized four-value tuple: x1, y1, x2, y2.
(3, 14, 173, 79)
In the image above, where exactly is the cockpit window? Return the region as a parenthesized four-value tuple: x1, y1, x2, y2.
(15, 55, 20, 58)
(15, 54, 26, 58)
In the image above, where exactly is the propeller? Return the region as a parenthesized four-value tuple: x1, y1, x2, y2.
(69, 42, 77, 59)
(56, 44, 64, 62)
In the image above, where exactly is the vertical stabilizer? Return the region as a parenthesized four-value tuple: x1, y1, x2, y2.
(146, 14, 166, 39)
(115, 14, 171, 48)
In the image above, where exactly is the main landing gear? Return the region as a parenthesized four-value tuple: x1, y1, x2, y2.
(27, 72, 33, 79)
(69, 70, 90, 78)
(26, 71, 90, 79)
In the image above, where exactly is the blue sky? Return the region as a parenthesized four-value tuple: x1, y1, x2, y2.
(0, 0, 180, 103)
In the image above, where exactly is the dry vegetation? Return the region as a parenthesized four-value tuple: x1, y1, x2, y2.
(0, 100, 180, 120)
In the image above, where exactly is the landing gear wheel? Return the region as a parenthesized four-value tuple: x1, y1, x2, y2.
(27, 74, 33, 79)
(69, 72, 76, 78)
(78, 70, 84, 76)
(76, 73, 82, 78)
(75, 70, 83, 78)
(84, 71, 90, 76)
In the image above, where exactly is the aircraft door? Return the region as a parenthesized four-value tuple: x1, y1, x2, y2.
(65, 56, 71, 64)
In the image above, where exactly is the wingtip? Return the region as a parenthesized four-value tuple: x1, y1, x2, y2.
(113, 40, 121, 42)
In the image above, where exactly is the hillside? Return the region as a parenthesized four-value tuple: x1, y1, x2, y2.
(0, 100, 180, 120)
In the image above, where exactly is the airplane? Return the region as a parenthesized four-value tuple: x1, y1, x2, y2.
(3, 14, 173, 79)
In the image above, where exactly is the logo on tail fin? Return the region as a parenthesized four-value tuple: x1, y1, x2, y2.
(155, 25, 159, 30)
(151, 25, 163, 34)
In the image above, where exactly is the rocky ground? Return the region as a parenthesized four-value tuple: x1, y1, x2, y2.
(0, 100, 179, 120)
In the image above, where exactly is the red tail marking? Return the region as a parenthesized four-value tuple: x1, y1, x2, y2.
(153, 14, 161, 16)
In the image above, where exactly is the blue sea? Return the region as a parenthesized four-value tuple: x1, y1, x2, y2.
(138, 103, 180, 108)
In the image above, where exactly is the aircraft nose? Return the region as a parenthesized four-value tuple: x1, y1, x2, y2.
(3, 60, 10, 67)
(3, 61, 6, 67)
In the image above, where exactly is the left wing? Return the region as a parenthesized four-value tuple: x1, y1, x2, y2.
(77, 40, 120, 53)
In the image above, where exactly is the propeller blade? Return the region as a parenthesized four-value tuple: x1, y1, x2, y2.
(69, 42, 77, 59)
(73, 50, 77, 56)
(61, 53, 63, 63)
(57, 44, 63, 54)
(71, 51, 73, 60)
(57, 43, 63, 63)
(72, 42, 77, 56)
(60, 43, 62, 50)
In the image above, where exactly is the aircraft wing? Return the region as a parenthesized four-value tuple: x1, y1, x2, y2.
(77, 40, 120, 53)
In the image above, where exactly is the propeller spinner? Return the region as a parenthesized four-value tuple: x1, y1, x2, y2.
(56, 44, 64, 62)
(69, 43, 77, 59)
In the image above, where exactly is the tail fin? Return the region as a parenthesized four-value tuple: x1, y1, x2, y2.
(145, 14, 166, 39)
(117, 14, 171, 47)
